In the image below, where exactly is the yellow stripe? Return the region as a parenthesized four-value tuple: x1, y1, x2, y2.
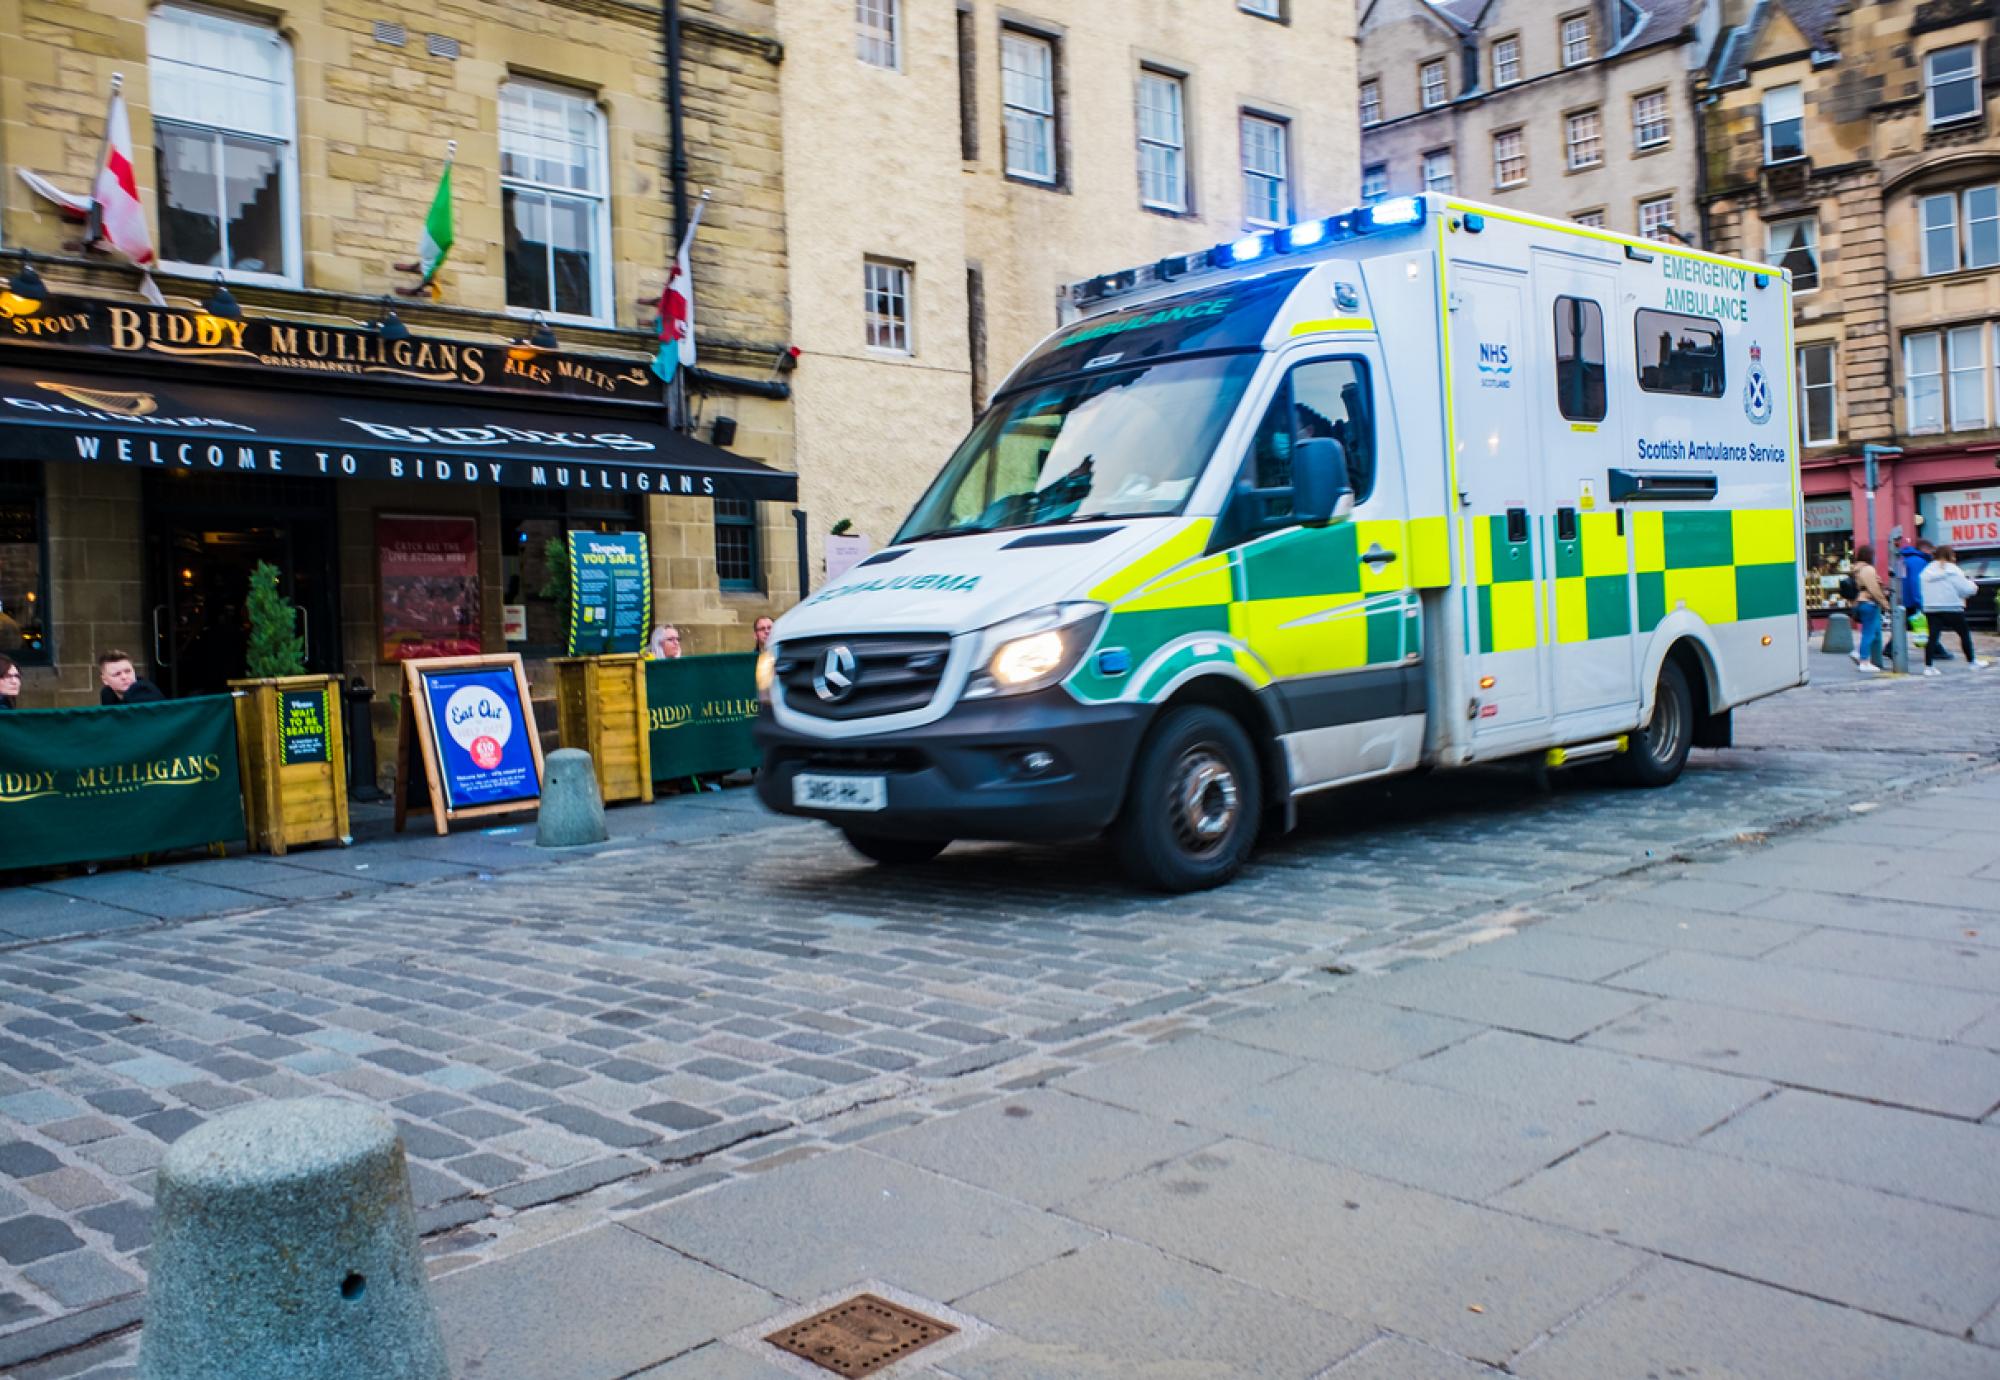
(1444, 200, 1777, 280)
(1290, 317, 1375, 336)
(1408, 515, 1451, 588)
(1633, 510, 1665, 573)
(1088, 519, 1214, 604)
(1435, 218, 1466, 631)
(1731, 508, 1795, 565)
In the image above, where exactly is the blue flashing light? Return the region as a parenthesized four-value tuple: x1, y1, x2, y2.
(1366, 196, 1425, 229)
(1229, 233, 1270, 264)
(1282, 218, 1329, 251)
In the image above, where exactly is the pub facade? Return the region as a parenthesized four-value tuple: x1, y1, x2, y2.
(0, 0, 797, 775)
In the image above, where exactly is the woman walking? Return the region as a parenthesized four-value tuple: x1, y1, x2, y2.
(1849, 546, 1887, 674)
(1920, 546, 1989, 675)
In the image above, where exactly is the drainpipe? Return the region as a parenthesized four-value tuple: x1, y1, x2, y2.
(665, 0, 690, 245)
(1695, 90, 1718, 250)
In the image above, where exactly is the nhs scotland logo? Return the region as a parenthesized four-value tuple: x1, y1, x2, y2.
(1477, 341, 1513, 389)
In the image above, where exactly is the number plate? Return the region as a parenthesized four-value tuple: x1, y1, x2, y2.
(792, 773, 888, 812)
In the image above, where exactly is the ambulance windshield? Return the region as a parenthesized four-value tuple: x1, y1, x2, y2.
(896, 352, 1259, 543)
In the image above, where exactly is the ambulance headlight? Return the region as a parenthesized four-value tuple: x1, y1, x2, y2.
(964, 602, 1106, 699)
(755, 648, 777, 703)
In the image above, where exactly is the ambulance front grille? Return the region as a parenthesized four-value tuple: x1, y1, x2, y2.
(775, 634, 952, 721)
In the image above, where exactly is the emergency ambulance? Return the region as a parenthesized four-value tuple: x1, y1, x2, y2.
(755, 193, 1807, 891)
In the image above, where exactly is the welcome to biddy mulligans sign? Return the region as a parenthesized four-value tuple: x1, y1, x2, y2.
(0, 696, 246, 869)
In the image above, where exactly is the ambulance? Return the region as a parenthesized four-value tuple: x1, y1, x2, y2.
(755, 193, 1806, 890)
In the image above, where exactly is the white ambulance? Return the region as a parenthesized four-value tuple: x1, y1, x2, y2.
(756, 194, 1807, 890)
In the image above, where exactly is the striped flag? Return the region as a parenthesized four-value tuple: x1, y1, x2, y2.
(652, 194, 707, 383)
(396, 143, 456, 299)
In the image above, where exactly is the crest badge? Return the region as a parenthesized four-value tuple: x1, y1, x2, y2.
(1742, 341, 1773, 426)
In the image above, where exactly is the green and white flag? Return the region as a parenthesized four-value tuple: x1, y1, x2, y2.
(397, 141, 456, 298)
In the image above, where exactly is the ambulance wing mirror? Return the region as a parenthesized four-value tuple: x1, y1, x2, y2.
(1292, 438, 1352, 528)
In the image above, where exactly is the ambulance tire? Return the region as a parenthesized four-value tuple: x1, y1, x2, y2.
(841, 832, 950, 866)
(1113, 705, 1263, 892)
(1614, 659, 1693, 788)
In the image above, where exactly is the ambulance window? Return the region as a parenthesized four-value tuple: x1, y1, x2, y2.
(1246, 358, 1375, 519)
(1634, 308, 1725, 397)
(1553, 296, 1607, 422)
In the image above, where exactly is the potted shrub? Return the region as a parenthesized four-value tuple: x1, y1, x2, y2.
(229, 561, 350, 854)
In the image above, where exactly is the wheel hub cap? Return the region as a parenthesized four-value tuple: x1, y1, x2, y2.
(1173, 748, 1239, 854)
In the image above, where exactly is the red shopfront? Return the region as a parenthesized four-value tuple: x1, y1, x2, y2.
(1801, 441, 2000, 620)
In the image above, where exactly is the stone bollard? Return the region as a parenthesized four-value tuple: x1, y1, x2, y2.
(537, 746, 609, 848)
(139, 1098, 449, 1380)
(1821, 611, 1854, 655)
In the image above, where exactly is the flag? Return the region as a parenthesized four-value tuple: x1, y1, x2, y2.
(652, 195, 707, 383)
(395, 143, 455, 299)
(88, 77, 154, 270)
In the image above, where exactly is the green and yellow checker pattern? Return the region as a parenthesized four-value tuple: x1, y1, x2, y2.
(1553, 511, 1632, 644)
(1633, 508, 1798, 630)
(1472, 514, 1537, 654)
(1066, 517, 1417, 704)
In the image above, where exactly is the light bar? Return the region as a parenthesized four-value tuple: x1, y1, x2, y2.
(1069, 195, 1431, 307)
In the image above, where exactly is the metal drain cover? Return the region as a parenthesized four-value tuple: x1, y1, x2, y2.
(765, 1293, 958, 1376)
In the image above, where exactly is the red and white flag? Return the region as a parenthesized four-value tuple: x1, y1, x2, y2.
(90, 77, 157, 272)
(651, 193, 707, 383)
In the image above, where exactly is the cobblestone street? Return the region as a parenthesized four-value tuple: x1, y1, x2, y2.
(4, 652, 2000, 1373)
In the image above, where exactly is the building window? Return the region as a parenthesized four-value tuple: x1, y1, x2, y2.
(1561, 14, 1592, 66)
(1763, 84, 1804, 164)
(499, 81, 611, 323)
(0, 463, 48, 666)
(856, 0, 898, 69)
(149, 5, 297, 284)
(1239, 0, 1283, 16)
(1632, 90, 1670, 150)
(713, 498, 761, 592)
(1948, 324, 1989, 431)
(1493, 36, 1521, 87)
(1361, 163, 1388, 204)
(1923, 185, 2000, 274)
(1002, 29, 1058, 184)
(1566, 109, 1602, 169)
(1636, 308, 1724, 397)
(1573, 208, 1606, 228)
(1241, 114, 1289, 226)
(864, 258, 912, 353)
(1492, 129, 1526, 188)
(1766, 216, 1819, 291)
(1360, 81, 1381, 128)
(1639, 196, 1675, 238)
(1904, 332, 1944, 433)
(1925, 45, 1980, 128)
(1798, 343, 1836, 445)
(1423, 149, 1454, 194)
(1137, 69, 1189, 212)
(1420, 59, 1449, 109)
(1553, 296, 1607, 422)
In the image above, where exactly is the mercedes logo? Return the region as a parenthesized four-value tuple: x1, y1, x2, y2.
(813, 644, 858, 703)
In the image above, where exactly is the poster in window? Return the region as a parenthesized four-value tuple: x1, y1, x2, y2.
(379, 514, 481, 661)
(420, 665, 540, 810)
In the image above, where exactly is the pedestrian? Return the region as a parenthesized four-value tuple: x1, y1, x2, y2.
(648, 624, 682, 659)
(97, 650, 165, 705)
(1919, 545, 1988, 676)
(1901, 538, 1953, 661)
(0, 653, 19, 708)
(752, 616, 774, 653)
(1848, 545, 1887, 674)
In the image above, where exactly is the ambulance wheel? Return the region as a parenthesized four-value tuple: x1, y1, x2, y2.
(1113, 706, 1263, 892)
(841, 832, 949, 866)
(1615, 660, 1693, 788)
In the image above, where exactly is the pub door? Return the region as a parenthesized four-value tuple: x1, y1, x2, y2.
(142, 472, 341, 698)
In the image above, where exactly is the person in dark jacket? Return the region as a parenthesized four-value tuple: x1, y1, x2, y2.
(97, 650, 165, 705)
(0, 653, 18, 709)
(1899, 539, 1952, 660)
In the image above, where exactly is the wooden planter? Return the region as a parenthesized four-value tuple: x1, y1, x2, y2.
(550, 654, 654, 804)
(229, 674, 351, 855)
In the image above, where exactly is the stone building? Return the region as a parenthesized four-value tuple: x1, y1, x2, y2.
(0, 0, 797, 742)
(1358, 0, 1721, 241)
(1698, 0, 2000, 617)
(770, 0, 1360, 572)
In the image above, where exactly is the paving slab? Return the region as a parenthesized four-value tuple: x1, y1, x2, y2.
(1756, 925, 2000, 994)
(869, 1089, 1215, 1209)
(1322, 1336, 1508, 1379)
(630, 1343, 795, 1379)
(1514, 1258, 1999, 1380)
(1336, 967, 1647, 1041)
(1394, 1030, 1770, 1143)
(1605, 948, 1996, 1040)
(1053, 1035, 1303, 1122)
(0, 895, 159, 944)
(1582, 997, 2000, 1117)
(1539, 902, 1810, 957)
(1211, 994, 1484, 1071)
(1063, 1138, 1641, 1364)
(25, 873, 266, 919)
(1493, 1134, 2000, 1333)
(1741, 889, 2000, 947)
(1452, 928, 1663, 983)
(434, 1224, 779, 1380)
(622, 1149, 1095, 1304)
(1697, 1089, 2000, 1217)
(946, 1237, 1374, 1379)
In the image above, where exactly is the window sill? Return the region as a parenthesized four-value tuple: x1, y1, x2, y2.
(1564, 161, 1605, 176)
(1633, 141, 1672, 157)
(1141, 203, 1196, 220)
(506, 305, 614, 331)
(1004, 172, 1067, 193)
(157, 263, 301, 291)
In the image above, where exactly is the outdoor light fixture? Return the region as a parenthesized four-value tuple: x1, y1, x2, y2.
(711, 415, 738, 448)
(0, 255, 46, 317)
(201, 274, 243, 322)
(508, 314, 558, 361)
(376, 305, 411, 343)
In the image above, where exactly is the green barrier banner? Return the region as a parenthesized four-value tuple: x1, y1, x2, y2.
(646, 654, 759, 780)
(0, 695, 247, 870)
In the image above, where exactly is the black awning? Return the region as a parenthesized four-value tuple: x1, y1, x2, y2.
(0, 364, 796, 503)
